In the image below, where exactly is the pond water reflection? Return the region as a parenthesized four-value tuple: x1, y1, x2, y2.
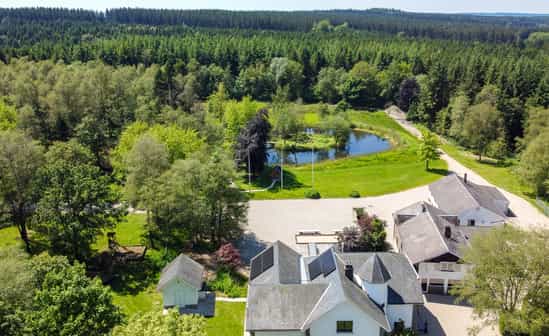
(267, 129, 391, 165)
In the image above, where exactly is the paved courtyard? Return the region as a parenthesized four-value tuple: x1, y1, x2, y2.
(246, 184, 430, 252)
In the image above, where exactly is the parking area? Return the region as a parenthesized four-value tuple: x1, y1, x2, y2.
(246, 184, 431, 252)
(418, 295, 499, 336)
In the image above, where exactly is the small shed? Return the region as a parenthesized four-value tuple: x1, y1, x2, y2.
(157, 254, 215, 316)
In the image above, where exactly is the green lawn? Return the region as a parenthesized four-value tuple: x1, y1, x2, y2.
(113, 285, 162, 317)
(205, 301, 246, 336)
(242, 109, 447, 199)
(0, 226, 20, 248)
(441, 141, 547, 211)
(94, 213, 147, 251)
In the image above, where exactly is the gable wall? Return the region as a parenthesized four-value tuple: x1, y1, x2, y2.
(161, 278, 199, 307)
(253, 331, 304, 336)
(458, 207, 505, 226)
(386, 304, 414, 329)
(309, 302, 383, 336)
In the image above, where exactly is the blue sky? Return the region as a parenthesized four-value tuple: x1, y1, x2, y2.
(4, 0, 549, 13)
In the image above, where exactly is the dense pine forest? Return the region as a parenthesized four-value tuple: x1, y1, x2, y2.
(1, 7, 549, 336)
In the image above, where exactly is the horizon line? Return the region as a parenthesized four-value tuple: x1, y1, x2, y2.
(2, 6, 549, 16)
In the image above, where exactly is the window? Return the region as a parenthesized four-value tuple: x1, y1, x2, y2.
(305, 329, 311, 336)
(337, 321, 353, 333)
(468, 219, 475, 226)
(439, 262, 454, 272)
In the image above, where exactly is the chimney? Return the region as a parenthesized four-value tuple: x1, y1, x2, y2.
(464, 173, 468, 184)
(444, 226, 452, 239)
(344, 264, 354, 282)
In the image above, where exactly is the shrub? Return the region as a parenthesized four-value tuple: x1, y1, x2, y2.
(305, 189, 321, 199)
(349, 190, 360, 198)
(215, 243, 241, 269)
(207, 268, 247, 298)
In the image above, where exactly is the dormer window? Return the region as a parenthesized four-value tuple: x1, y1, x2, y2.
(337, 321, 353, 333)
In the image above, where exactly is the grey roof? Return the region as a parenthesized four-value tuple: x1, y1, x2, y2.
(246, 242, 431, 332)
(250, 241, 301, 285)
(338, 252, 424, 305)
(429, 174, 508, 218)
(245, 284, 328, 330)
(157, 254, 204, 291)
(358, 254, 391, 284)
(302, 251, 391, 332)
(394, 202, 468, 265)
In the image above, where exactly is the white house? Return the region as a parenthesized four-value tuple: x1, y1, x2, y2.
(428, 173, 510, 226)
(157, 253, 215, 316)
(245, 241, 424, 336)
(392, 173, 510, 294)
(393, 201, 478, 294)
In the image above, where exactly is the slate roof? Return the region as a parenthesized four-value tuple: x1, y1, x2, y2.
(157, 253, 204, 291)
(429, 174, 509, 218)
(246, 242, 424, 332)
(358, 254, 391, 284)
(249, 241, 301, 285)
(245, 284, 328, 330)
(338, 252, 424, 305)
(394, 202, 468, 265)
(302, 252, 390, 332)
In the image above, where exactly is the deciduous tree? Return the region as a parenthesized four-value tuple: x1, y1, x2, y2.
(33, 142, 124, 261)
(452, 226, 549, 335)
(418, 131, 441, 170)
(27, 254, 122, 336)
(112, 309, 206, 336)
(0, 130, 44, 252)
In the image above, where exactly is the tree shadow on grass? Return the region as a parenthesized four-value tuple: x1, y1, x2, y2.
(427, 168, 450, 177)
(242, 166, 305, 193)
(108, 256, 162, 296)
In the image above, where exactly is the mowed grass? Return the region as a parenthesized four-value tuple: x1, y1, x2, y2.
(205, 301, 246, 336)
(0, 226, 21, 248)
(113, 286, 163, 317)
(94, 213, 147, 251)
(242, 109, 448, 199)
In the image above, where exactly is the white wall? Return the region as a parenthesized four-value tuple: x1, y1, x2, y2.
(309, 302, 383, 336)
(361, 281, 388, 307)
(161, 278, 199, 307)
(254, 331, 303, 336)
(386, 304, 414, 329)
(458, 207, 505, 227)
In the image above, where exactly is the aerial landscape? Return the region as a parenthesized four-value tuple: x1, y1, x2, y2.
(0, 1, 548, 336)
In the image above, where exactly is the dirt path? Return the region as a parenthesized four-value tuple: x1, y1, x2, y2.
(385, 106, 549, 229)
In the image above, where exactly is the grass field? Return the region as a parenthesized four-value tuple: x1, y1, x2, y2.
(241, 108, 448, 199)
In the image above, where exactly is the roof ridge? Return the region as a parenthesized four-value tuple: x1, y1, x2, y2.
(300, 282, 334, 331)
(453, 174, 481, 208)
(424, 210, 452, 255)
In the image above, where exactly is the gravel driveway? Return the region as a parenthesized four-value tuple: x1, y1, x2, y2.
(386, 106, 548, 230)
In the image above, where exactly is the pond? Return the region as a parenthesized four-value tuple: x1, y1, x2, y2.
(267, 129, 391, 165)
